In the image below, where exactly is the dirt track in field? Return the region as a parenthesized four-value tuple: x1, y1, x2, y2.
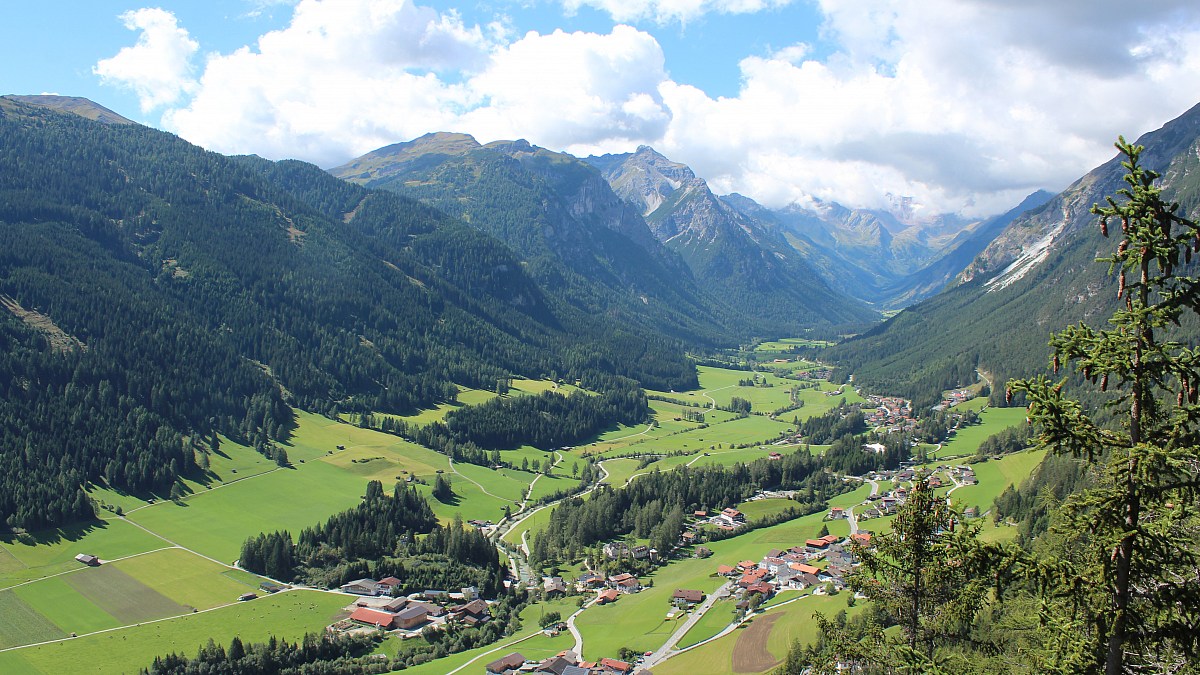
(732, 612, 782, 673)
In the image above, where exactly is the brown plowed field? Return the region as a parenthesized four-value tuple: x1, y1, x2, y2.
(732, 612, 782, 673)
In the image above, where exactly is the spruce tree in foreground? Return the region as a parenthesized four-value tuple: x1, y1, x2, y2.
(1011, 138, 1200, 673)
(792, 477, 992, 674)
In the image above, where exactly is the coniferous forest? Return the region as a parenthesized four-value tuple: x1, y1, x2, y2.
(6, 84, 1200, 675)
(0, 98, 701, 530)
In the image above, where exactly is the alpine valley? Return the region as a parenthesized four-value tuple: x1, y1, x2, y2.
(2, 93, 1200, 675)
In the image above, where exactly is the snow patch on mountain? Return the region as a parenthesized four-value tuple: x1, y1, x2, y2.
(984, 220, 1066, 292)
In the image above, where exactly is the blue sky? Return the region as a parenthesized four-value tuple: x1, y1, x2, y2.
(6, 1, 1200, 217)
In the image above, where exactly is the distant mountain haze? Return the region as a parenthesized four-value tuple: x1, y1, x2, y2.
(824, 100, 1200, 407)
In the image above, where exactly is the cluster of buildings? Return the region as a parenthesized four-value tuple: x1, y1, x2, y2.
(858, 482, 910, 519)
(602, 541, 654, 561)
(796, 368, 832, 381)
(863, 394, 916, 433)
(937, 389, 975, 410)
(693, 507, 747, 532)
(485, 650, 649, 675)
(571, 570, 643, 604)
(332, 580, 489, 635)
(713, 533, 872, 606)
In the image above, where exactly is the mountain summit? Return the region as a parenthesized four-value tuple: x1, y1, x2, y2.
(586, 146, 877, 329)
(334, 136, 876, 337)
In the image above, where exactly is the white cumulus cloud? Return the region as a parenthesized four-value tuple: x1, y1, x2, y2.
(97, 0, 1200, 216)
(93, 8, 199, 112)
(459, 26, 671, 154)
(653, 0, 1200, 215)
(557, 0, 794, 25)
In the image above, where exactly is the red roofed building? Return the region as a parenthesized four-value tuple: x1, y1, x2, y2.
(486, 652, 527, 674)
(790, 562, 820, 575)
(596, 588, 619, 604)
(806, 538, 830, 549)
(851, 533, 872, 546)
(745, 581, 774, 596)
(348, 607, 400, 629)
(599, 657, 632, 673)
(716, 564, 736, 576)
(820, 534, 841, 545)
(737, 568, 769, 588)
(672, 589, 705, 605)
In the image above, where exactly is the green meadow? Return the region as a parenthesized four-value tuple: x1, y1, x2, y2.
(0, 547, 264, 650)
(754, 338, 833, 352)
(676, 596, 738, 648)
(573, 485, 868, 660)
(110, 548, 263, 610)
(0, 590, 67, 649)
(947, 448, 1048, 515)
(929, 406, 1027, 460)
(597, 458, 645, 488)
(0, 518, 167, 588)
(653, 593, 866, 675)
(736, 498, 802, 523)
(0, 590, 350, 675)
(127, 460, 369, 564)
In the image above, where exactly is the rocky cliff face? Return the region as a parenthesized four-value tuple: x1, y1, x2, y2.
(960, 101, 1200, 291)
(587, 146, 877, 327)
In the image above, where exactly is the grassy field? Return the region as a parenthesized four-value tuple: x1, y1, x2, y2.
(63, 564, 189, 624)
(0, 590, 67, 649)
(501, 504, 554, 548)
(653, 593, 863, 675)
(618, 416, 791, 457)
(676, 597, 737, 648)
(451, 462, 530, 504)
(0, 518, 168, 588)
(947, 448, 1048, 515)
(0, 589, 349, 674)
(737, 498, 802, 523)
(574, 484, 869, 660)
(754, 339, 833, 352)
(122, 410, 500, 562)
(110, 548, 262, 610)
(12, 576, 119, 638)
(930, 407, 1027, 460)
(127, 460, 369, 564)
(526, 472, 577, 503)
(598, 458, 645, 488)
(1, 550, 244, 651)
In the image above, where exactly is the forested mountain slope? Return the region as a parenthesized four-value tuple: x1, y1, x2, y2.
(824, 101, 1200, 407)
(333, 135, 875, 338)
(0, 98, 692, 530)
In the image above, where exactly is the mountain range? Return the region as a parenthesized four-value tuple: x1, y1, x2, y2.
(824, 101, 1200, 408)
(331, 134, 876, 337)
(7, 90, 1198, 531)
